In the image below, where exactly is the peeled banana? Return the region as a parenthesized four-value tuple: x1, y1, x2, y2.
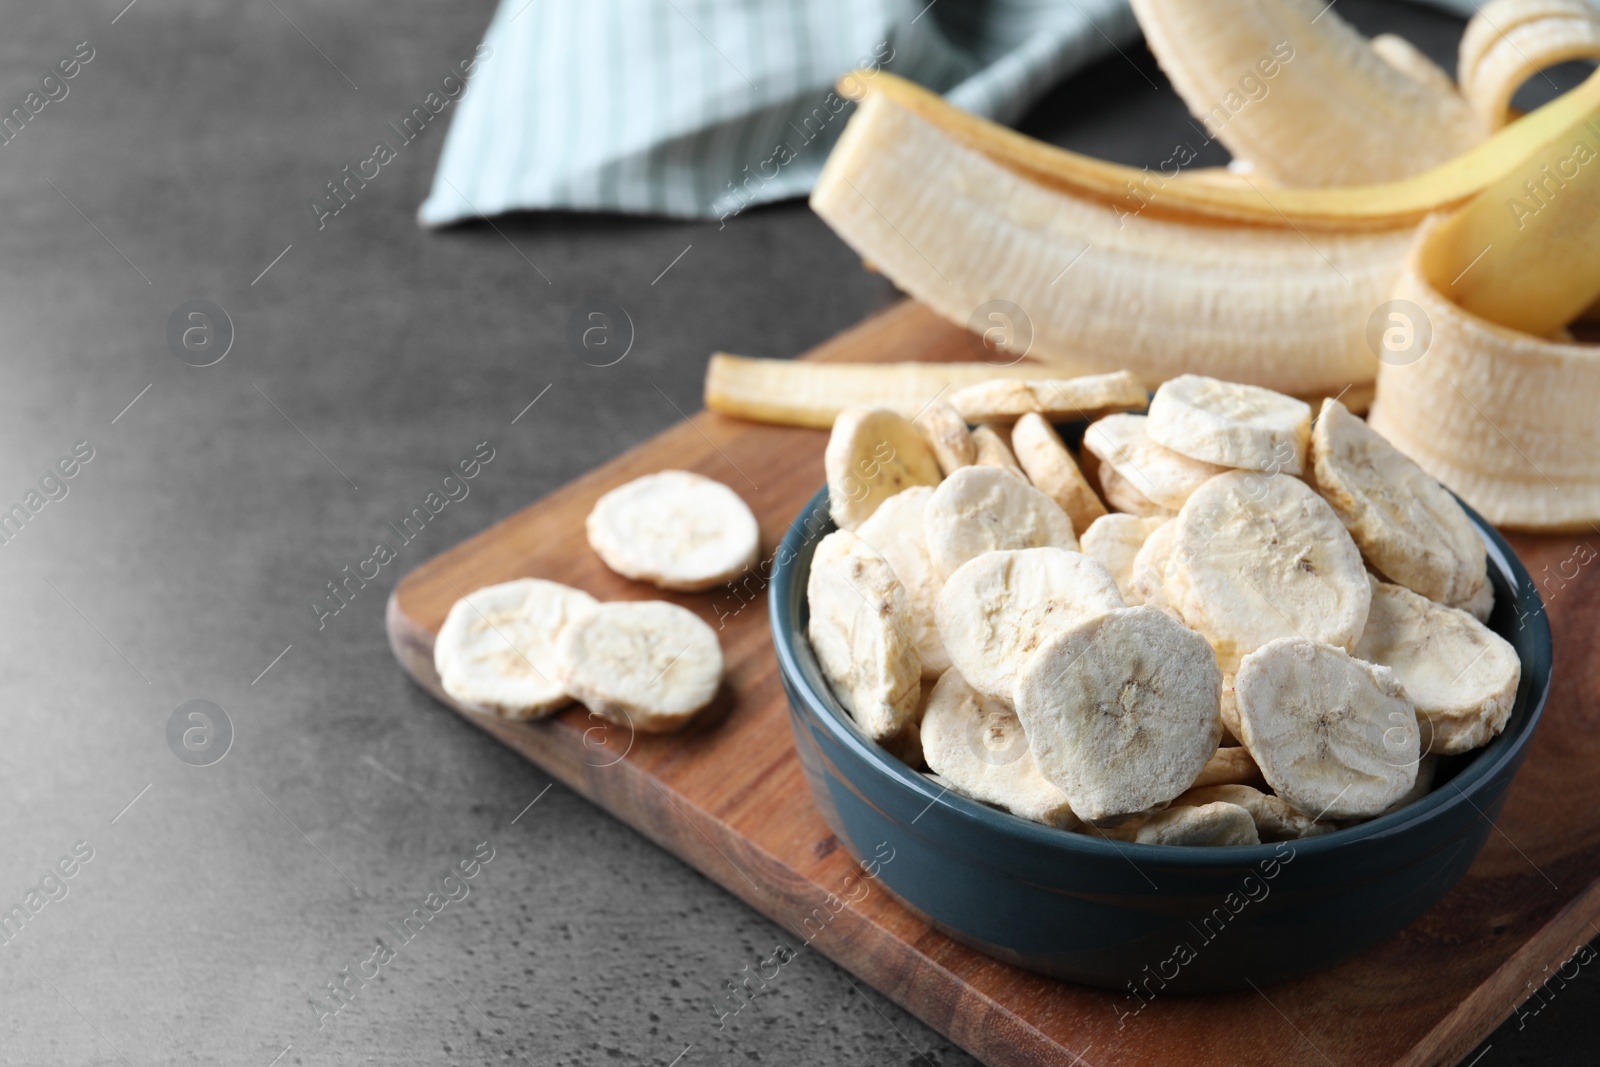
(810, 88, 1415, 395)
(1129, 0, 1484, 186)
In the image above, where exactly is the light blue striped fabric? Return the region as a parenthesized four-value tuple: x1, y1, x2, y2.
(418, 0, 1485, 225)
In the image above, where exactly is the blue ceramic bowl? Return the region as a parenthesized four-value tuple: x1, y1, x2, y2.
(770, 485, 1552, 992)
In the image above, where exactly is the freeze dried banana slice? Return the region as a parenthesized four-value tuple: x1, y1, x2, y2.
(1126, 518, 1179, 616)
(1147, 374, 1311, 476)
(1081, 513, 1168, 599)
(825, 407, 943, 531)
(1097, 465, 1176, 519)
(882, 714, 925, 770)
(913, 400, 975, 476)
(1083, 413, 1229, 511)
(560, 600, 723, 733)
(1130, 802, 1259, 847)
(1234, 637, 1418, 820)
(936, 547, 1124, 703)
(924, 465, 1078, 578)
(806, 531, 923, 740)
(1177, 785, 1333, 841)
(920, 669, 1079, 828)
(971, 424, 1027, 480)
(434, 579, 598, 719)
(1169, 471, 1370, 674)
(1382, 754, 1438, 816)
(1312, 399, 1489, 611)
(1219, 674, 1243, 739)
(1190, 745, 1266, 790)
(856, 486, 950, 679)
(1014, 606, 1222, 825)
(1354, 580, 1520, 755)
(1463, 578, 1495, 624)
(586, 470, 759, 592)
(949, 371, 1147, 424)
(1011, 412, 1106, 534)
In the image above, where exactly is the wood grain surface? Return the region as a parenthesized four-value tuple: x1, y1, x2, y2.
(387, 300, 1599, 1067)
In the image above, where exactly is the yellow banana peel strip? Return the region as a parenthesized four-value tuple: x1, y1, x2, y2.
(854, 68, 1600, 232)
(1425, 97, 1600, 336)
(703, 355, 1045, 429)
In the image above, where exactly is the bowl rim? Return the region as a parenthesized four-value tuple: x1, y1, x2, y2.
(769, 482, 1554, 866)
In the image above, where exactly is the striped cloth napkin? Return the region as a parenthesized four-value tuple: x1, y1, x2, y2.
(418, 0, 1484, 226)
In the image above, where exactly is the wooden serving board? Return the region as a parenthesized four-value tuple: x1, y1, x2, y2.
(388, 301, 1600, 1067)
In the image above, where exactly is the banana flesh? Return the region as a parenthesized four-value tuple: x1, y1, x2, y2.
(1368, 218, 1600, 532)
(1371, 34, 1463, 97)
(1460, 0, 1600, 131)
(1129, 0, 1484, 186)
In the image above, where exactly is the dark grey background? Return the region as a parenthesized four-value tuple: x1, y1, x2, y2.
(0, 1, 1585, 1064)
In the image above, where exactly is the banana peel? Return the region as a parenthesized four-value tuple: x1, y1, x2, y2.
(855, 68, 1600, 233)
(1371, 216, 1600, 532)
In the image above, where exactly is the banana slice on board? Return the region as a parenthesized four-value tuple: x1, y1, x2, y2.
(1084, 413, 1230, 511)
(586, 470, 759, 592)
(1146, 374, 1311, 476)
(434, 579, 598, 719)
(806, 531, 924, 741)
(560, 600, 723, 734)
(924, 465, 1078, 578)
(920, 669, 1079, 829)
(936, 547, 1124, 704)
(1081, 513, 1169, 600)
(1011, 412, 1106, 534)
(856, 487, 950, 679)
(949, 372, 1148, 424)
(1015, 606, 1223, 825)
(971, 424, 1027, 480)
(1354, 580, 1521, 755)
(1169, 470, 1370, 674)
(1312, 398, 1488, 612)
(824, 407, 943, 531)
(1177, 784, 1334, 841)
(913, 400, 975, 476)
(1234, 637, 1419, 820)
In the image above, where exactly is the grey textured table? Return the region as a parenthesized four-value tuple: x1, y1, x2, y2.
(0, 1, 1588, 1064)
